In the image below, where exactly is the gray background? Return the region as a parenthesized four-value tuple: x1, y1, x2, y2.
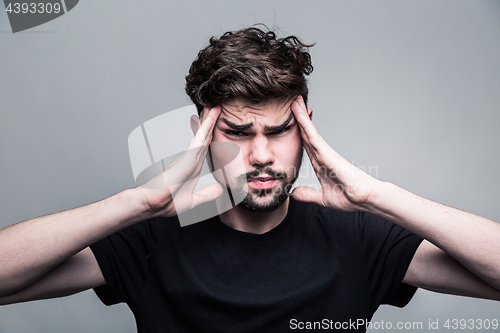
(1, 0, 499, 332)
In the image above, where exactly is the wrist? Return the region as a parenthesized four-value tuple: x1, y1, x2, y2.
(111, 188, 156, 228)
(357, 180, 396, 215)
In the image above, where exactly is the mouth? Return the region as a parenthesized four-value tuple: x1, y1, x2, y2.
(248, 177, 277, 189)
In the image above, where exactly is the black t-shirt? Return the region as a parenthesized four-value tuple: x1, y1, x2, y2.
(90, 198, 423, 332)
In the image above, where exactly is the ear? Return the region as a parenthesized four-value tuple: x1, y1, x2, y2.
(190, 115, 200, 136)
(307, 108, 313, 121)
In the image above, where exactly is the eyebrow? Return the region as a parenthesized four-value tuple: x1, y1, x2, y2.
(221, 118, 253, 131)
(220, 112, 294, 132)
(264, 112, 294, 132)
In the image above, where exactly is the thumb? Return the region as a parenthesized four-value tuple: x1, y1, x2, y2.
(190, 115, 200, 136)
(192, 182, 224, 208)
(291, 186, 323, 205)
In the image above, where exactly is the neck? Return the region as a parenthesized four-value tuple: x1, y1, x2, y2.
(218, 197, 290, 234)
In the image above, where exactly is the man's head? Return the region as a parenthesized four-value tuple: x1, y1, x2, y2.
(186, 27, 314, 212)
(185, 26, 313, 114)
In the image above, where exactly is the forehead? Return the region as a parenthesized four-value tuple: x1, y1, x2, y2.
(219, 99, 294, 124)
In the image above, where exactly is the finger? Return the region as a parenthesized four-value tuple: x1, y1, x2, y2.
(192, 182, 224, 207)
(291, 101, 320, 165)
(198, 106, 211, 125)
(196, 106, 221, 161)
(169, 107, 221, 191)
(291, 98, 322, 150)
(295, 95, 308, 114)
(201, 106, 221, 138)
(189, 106, 221, 149)
(303, 142, 321, 171)
(200, 105, 221, 126)
(291, 186, 323, 205)
(168, 106, 220, 176)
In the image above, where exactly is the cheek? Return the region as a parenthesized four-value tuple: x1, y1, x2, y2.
(211, 129, 225, 142)
(285, 130, 303, 153)
(287, 132, 304, 171)
(212, 129, 249, 155)
(275, 135, 303, 167)
(209, 131, 248, 176)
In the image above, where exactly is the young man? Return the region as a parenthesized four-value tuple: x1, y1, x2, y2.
(0, 27, 499, 332)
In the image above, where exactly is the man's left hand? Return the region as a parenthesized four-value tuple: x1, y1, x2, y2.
(290, 95, 382, 212)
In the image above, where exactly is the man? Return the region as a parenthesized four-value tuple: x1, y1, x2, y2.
(0, 27, 499, 332)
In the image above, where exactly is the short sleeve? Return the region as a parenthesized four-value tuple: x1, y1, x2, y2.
(89, 218, 159, 305)
(356, 211, 423, 310)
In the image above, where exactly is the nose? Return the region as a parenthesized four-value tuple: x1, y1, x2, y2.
(248, 134, 274, 168)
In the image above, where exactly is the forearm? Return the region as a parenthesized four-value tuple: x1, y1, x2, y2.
(0, 188, 150, 296)
(365, 182, 500, 291)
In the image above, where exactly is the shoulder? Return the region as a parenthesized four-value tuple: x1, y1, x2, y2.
(290, 199, 420, 245)
(291, 198, 363, 230)
(288, 199, 367, 247)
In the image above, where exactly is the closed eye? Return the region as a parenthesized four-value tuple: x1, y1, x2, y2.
(225, 130, 247, 137)
(269, 126, 292, 135)
(224, 125, 292, 138)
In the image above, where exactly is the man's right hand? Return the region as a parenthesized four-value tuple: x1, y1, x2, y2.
(135, 106, 223, 218)
(0, 106, 222, 303)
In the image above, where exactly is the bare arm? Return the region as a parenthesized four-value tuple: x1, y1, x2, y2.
(0, 189, 148, 298)
(371, 183, 500, 295)
(404, 240, 500, 301)
(0, 106, 222, 302)
(0, 247, 104, 305)
(290, 95, 500, 299)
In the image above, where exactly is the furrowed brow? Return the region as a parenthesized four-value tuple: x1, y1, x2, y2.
(221, 118, 253, 131)
(264, 113, 294, 132)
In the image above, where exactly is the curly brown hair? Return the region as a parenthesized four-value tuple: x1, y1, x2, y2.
(185, 26, 314, 114)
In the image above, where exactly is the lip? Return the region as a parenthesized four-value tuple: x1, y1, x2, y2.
(249, 178, 277, 189)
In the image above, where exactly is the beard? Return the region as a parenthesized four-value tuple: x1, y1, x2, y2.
(232, 165, 300, 212)
(208, 145, 304, 213)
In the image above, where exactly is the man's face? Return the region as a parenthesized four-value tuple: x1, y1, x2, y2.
(209, 98, 303, 212)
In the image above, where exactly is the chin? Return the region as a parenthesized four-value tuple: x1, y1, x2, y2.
(237, 190, 288, 212)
